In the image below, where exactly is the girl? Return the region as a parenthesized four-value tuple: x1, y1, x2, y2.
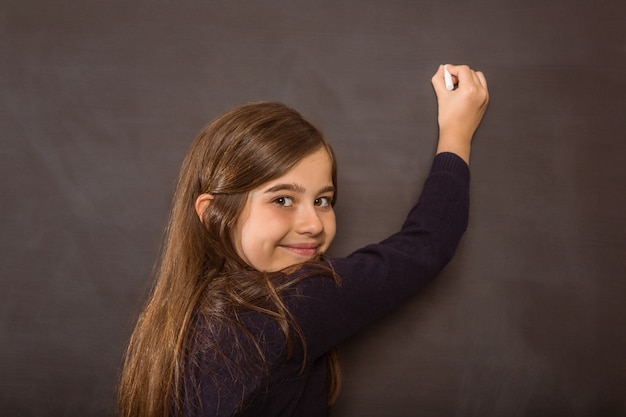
(118, 64, 489, 417)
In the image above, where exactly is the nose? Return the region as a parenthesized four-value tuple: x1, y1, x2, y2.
(296, 205, 324, 236)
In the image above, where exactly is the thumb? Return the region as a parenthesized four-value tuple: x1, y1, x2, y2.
(431, 65, 448, 96)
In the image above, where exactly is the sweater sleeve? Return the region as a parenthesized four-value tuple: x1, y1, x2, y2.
(286, 152, 470, 360)
(184, 152, 470, 416)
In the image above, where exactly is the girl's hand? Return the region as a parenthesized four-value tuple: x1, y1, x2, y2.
(431, 64, 489, 164)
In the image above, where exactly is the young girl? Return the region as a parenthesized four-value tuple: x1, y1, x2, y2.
(118, 64, 489, 417)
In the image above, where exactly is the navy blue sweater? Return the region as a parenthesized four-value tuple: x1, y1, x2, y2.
(183, 152, 470, 416)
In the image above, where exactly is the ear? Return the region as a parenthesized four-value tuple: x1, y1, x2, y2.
(195, 193, 214, 223)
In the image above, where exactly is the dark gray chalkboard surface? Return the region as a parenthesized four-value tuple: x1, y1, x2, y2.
(2, 1, 625, 416)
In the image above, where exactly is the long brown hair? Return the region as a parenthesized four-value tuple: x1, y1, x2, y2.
(118, 102, 341, 417)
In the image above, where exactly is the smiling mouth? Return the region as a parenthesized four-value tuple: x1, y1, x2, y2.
(280, 244, 320, 258)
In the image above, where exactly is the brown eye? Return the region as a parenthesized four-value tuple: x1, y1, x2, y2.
(315, 197, 332, 207)
(274, 196, 294, 207)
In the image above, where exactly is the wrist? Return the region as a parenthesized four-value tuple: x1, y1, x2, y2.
(436, 133, 471, 164)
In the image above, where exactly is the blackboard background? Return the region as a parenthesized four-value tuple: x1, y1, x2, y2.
(2, 1, 625, 416)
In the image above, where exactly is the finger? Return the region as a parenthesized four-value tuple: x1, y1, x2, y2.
(431, 65, 448, 95)
(445, 64, 470, 77)
(475, 71, 488, 89)
(470, 70, 482, 86)
(449, 64, 475, 87)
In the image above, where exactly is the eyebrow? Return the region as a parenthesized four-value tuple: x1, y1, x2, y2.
(263, 183, 335, 195)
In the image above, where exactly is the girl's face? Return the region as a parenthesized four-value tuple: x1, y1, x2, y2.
(233, 148, 336, 272)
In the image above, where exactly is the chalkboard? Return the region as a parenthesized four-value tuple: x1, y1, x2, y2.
(2, 1, 625, 416)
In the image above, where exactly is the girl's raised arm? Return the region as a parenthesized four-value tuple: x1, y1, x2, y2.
(431, 64, 489, 164)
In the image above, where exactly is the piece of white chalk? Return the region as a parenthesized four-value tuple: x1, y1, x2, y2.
(444, 64, 455, 91)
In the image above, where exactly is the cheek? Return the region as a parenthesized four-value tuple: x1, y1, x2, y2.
(324, 212, 337, 247)
(233, 206, 286, 268)
(233, 221, 264, 269)
(231, 206, 252, 263)
(230, 223, 245, 263)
